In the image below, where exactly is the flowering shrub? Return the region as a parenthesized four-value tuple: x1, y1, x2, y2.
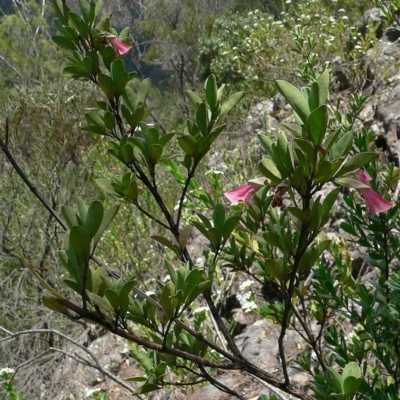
(2, 1, 400, 399)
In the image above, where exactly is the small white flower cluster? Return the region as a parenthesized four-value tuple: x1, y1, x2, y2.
(237, 280, 258, 313)
(0, 367, 15, 376)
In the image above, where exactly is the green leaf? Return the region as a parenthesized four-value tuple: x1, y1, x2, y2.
(120, 144, 134, 164)
(306, 105, 328, 146)
(94, 0, 104, 21)
(69, 225, 91, 268)
(85, 201, 104, 240)
(331, 131, 354, 160)
(317, 69, 330, 106)
(98, 73, 115, 100)
(258, 158, 282, 184)
(86, 291, 114, 312)
(205, 74, 218, 111)
(334, 177, 369, 189)
(78, 0, 90, 24)
(131, 350, 154, 375)
(326, 367, 344, 393)
(68, 12, 88, 38)
(111, 58, 125, 82)
(42, 296, 70, 316)
(308, 81, 320, 111)
(186, 90, 202, 107)
(342, 362, 362, 397)
(134, 383, 160, 395)
(85, 111, 105, 127)
(222, 214, 241, 243)
(137, 78, 151, 105)
(100, 44, 115, 70)
(293, 138, 315, 163)
(277, 131, 293, 174)
(96, 178, 120, 196)
(151, 236, 180, 255)
(196, 103, 208, 136)
(213, 203, 226, 230)
(178, 135, 197, 157)
(53, 0, 70, 25)
(287, 206, 304, 222)
(275, 80, 310, 124)
(220, 92, 244, 117)
(281, 123, 303, 138)
(62, 206, 79, 228)
(104, 288, 120, 311)
(314, 158, 344, 184)
(52, 35, 78, 51)
(77, 198, 88, 225)
(335, 152, 379, 177)
(95, 13, 111, 31)
(264, 259, 285, 280)
(160, 282, 176, 318)
(321, 188, 340, 225)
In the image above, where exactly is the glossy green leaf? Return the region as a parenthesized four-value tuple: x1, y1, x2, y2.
(258, 158, 282, 184)
(306, 105, 328, 146)
(326, 367, 344, 394)
(53, 0, 70, 24)
(178, 135, 197, 157)
(78, 0, 90, 23)
(264, 259, 285, 280)
(68, 12, 88, 38)
(98, 73, 115, 100)
(128, 106, 144, 129)
(137, 78, 151, 105)
(42, 296, 70, 316)
(321, 188, 340, 225)
(281, 123, 303, 138)
(196, 103, 208, 136)
(62, 206, 79, 228)
(186, 90, 202, 107)
(308, 81, 320, 111)
(331, 131, 354, 160)
(104, 288, 120, 311)
(276, 80, 310, 124)
(91, 203, 119, 247)
(205, 74, 218, 111)
(220, 91, 244, 117)
(317, 69, 330, 106)
(160, 281, 176, 318)
(314, 158, 344, 184)
(85, 201, 104, 240)
(77, 198, 88, 225)
(86, 291, 114, 312)
(222, 214, 241, 242)
(213, 203, 226, 230)
(277, 131, 293, 174)
(69, 225, 91, 268)
(52, 35, 78, 51)
(94, 0, 104, 21)
(111, 58, 125, 82)
(151, 236, 180, 255)
(335, 152, 378, 177)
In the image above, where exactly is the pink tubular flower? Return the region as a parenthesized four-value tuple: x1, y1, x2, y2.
(107, 37, 132, 56)
(355, 170, 393, 215)
(224, 182, 258, 204)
